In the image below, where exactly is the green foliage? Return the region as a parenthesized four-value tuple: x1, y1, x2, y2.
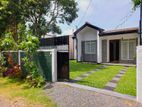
(19, 35, 39, 54)
(17, 24, 29, 43)
(132, 0, 142, 8)
(0, 0, 78, 38)
(114, 67, 136, 96)
(0, 53, 6, 66)
(0, 67, 7, 77)
(77, 66, 123, 88)
(1, 32, 17, 50)
(22, 0, 78, 37)
(18, 31, 44, 87)
(22, 57, 38, 78)
(22, 57, 45, 88)
(70, 60, 101, 79)
(0, 21, 44, 87)
(0, 53, 7, 77)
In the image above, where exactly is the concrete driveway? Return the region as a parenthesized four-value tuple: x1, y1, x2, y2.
(45, 82, 142, 107)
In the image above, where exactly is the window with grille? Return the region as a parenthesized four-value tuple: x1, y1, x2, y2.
(84, 41, 96, 54)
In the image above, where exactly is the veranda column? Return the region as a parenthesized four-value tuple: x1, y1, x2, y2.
(137, 46, 142, 103)
(97, 32, 102, 63)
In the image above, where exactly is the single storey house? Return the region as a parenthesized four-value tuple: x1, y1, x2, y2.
(73, 22, 139, 64)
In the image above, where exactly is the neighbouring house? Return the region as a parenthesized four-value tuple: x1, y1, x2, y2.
(40, 34, 75, 59)
(40, 35, 69, 51)
(73, 22, 139, 64)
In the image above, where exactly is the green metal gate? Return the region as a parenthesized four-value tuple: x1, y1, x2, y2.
(33, 52, 52, 81)
(20, 51, 52, 81)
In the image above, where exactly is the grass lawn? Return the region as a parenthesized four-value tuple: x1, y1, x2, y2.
(77, 65, 123, 88)
(70, 60, 101, 79)
(0, 77, 56, 107)
(114, 67, 136, 96)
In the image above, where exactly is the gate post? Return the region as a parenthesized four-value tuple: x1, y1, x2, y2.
(51, 49, 57, 82)
(137, 46, 142, 103)
(18, 50, 21, 66)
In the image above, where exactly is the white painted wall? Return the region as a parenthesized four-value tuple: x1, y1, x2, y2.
(74, 39, 77, 59)
(137, 46, 142, 103)
(57, 45, 68, 51)
(76, 26, 98, 61)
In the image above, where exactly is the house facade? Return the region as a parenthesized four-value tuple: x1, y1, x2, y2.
(73, 22, 139, 64)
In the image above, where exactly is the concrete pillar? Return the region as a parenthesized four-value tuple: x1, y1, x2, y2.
(51, 49, 57, 82)
(97, 32, 101, 63)
(137, 46, 142, 103)
(107, 39, 109, 62)
(18, 50, 21, 66)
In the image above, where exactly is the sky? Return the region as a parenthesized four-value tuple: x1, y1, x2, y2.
(60, 0, 140, 35)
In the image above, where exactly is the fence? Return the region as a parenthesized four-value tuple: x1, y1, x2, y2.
(2, 49, 57, 82)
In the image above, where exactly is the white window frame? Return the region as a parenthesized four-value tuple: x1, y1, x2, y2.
(121, 39, 136, 60)
(84, 41, 96, 54)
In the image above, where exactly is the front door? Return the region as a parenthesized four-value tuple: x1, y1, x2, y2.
(109, 40, 120, 62)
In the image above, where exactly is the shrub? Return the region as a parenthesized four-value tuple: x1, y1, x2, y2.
(0, 53, 7, 77)
(3, 64, 21, 78)
(22, 57, 45, 88)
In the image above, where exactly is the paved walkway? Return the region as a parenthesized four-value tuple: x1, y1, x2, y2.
(102, 63, 136, 67)
(45, 82, 142, 107)
(71, 65, 106, 82)
(104, 67, 128, 91)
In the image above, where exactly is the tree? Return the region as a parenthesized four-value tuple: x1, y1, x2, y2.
(1, 32, 17, 51)
(0, 0, 26, 40)
(0, 0, 78, 38)
(132, 0, 142, 8)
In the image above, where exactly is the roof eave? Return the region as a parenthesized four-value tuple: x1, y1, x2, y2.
(99, 30, 138, 36)
(74, 22, 104, 36)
